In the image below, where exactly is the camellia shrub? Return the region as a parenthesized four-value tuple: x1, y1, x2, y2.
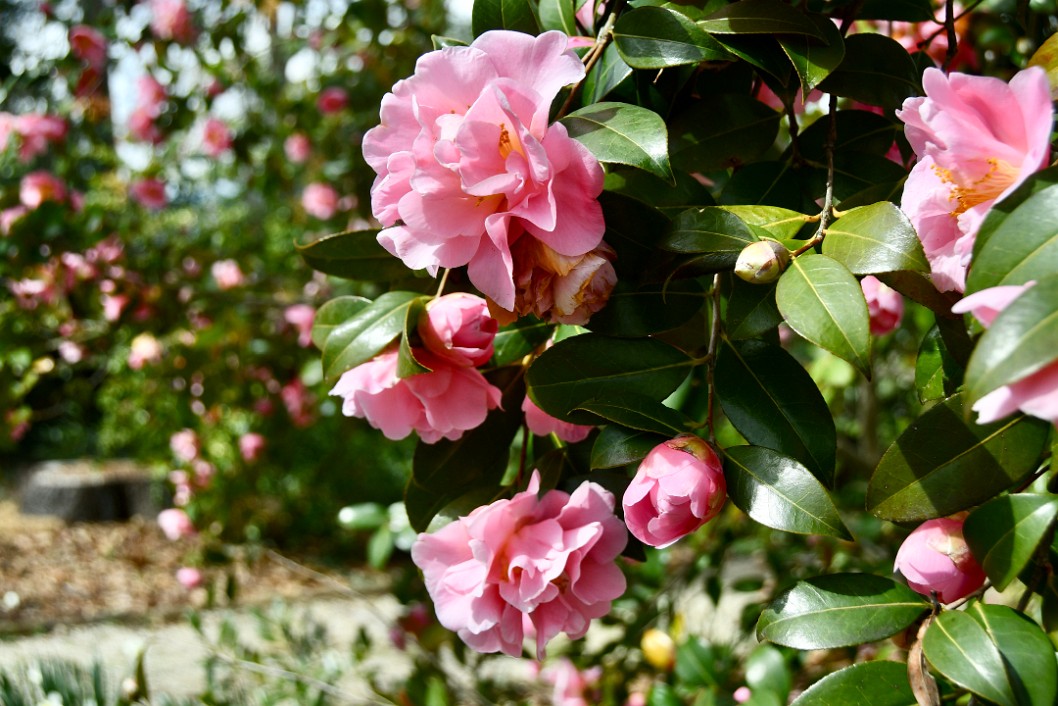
(299, 0, 1058, 702)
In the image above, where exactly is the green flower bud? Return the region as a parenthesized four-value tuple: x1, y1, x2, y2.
(734, 240, 790, 284)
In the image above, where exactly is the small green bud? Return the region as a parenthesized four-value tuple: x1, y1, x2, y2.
(734, 240, 790, 284)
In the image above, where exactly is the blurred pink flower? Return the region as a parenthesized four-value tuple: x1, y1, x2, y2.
(137, 75, 167, 113)
(522, 396, 593, 443)
(128, 333, 164, 370)
(69, 25, 107, 69)
(952, 282, 1058, 425)
(302, 182, 340, 220)
(170, 428, 199, 462)
(20, 171, 66, 209)
(540, 658, 602, 706)
(284, 133, 311, 163)
(281, 378, 316, 427)
(894, 516, 985, 603)
(14, 114, 67, 161)
(623, 435, 726, 548)
(128, 106, 163, 144)
(211, 259, 244, 290)
(157, 508, 196, 540)
(129, 178, 167, 209)
(169, 470, 193, 506)
(175, 567, 204, 589)
(317, 87, 348, 114)
(149, 0, 196, 44)
(411, 471, 627, 658)
(201, 118, 233, 157)
(861, 275, 904, 336)
(101, 292, 129, 321)
(733, 687, 753, 704)
(1, 206, 28, 235)
(57, 341, 85, 364)
(238, 432, 266, 462)
(283, 304, 316, 347)
(363, 30, 605, 315)
(420, 292, 497, 367)
(897, 67, 1052, 292)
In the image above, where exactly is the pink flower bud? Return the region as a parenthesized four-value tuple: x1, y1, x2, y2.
(284, 133, 311, 163)
(175, 566, 204, 589)
(317, 87, 348, 114)
(861, 275, 904, 335)
(129, 178, 167, 210)
(69, 25, 107, 69)
(19, 171, 66, 209)
(622, 435, 726, 548)
(420, 293, 497, 367)
(734, 240, 790, 284)
(157, 508, 196, 540)
(894, 517, 985, 603)
(522, 396, 593, 443)
(238, 432, 266, 462)
(301, 182, 340, 220)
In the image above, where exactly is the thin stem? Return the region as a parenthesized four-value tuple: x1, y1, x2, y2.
(705, 274, 722, 446)
(434, 268, 451, 298)
(919, 0, 985, 52)
(556, 11, 618, 119)
(943, 0, 958, 72)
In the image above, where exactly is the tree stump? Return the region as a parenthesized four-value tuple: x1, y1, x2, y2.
(19, 459, 163, 522)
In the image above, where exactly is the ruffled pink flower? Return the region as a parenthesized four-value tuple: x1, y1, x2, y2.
(897, 68, 1053, 292)
(952, 282, 1058, 425)
(330, 348, 501, 443)
(540, 658, 602, 706)
(522, 396, 593, 443)
(211, 259, 244, 289)
(69, 25, 107, 69)
(623, 435, 726, 548)
(238, 432, 266, 462)
(420, 292, 497, 367)
(411, 471, 627, 658)
(302, 182, 340, 220)
(894, 516, 985, 603)
(175, 567, 204, 589)
(317, 87, 348, 114)
(861, 275, 904, 335)
(129, 178, 167, 209)
(14, 114, 67, 161)
(500, 239, 617, 325)
(150, 0, 196, 44)
(284, 133, 311, 163)
(284, 304, 316, 347)
(170, 429, 199, 462)
(157, 508, 196, 540)
(363, 30, 605, 315)
(128, 333, 163, 370)
(201, 118, 233, 157)
(20, 171, 66, 209)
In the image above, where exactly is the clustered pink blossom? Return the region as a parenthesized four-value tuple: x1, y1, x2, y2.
(201, 118, 233, 157)
(522, 396, 593, 443)
(69, 25, 107, 69)
(362, 30, 611, 320)
(157, 507, 196, 540)
(1, 113, 68, 161)
(317, 87, 348, 114)
(284, 133, 311, 163)
(952, 282, 1058, 425)
(539, 658, 602, 706)
(129, 178, 168, 209)
(149, 0, 196, 44)
(894, 516, 985, 603)
(330, 293, 502, 443)
(411, 471, 627, 658)
(897, 67, 1053, 292)
(301, 182, 340, 220)
(129, 75, 168, 144)
(860, 275, 904, 336)
(170, 428, 200, 462)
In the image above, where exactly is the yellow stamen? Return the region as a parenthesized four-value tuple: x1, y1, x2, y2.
(933, 157, 1019, 219)
(498, 123, 514, 160)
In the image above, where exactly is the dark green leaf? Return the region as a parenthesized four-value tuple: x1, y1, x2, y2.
(647, 682, 682, 706)
(539, 0, 576, 34)
(321, 291, 422, 384)
(311, 296, 370, 350)
(588, 280, 707, 337)
(492, 319, 553, 366)
(720, 161, 812, 212)
(915, 326, 963, 403)
(745, 644, 791, 700)
(583, 43, 633, 104)
(614, 6, 732, 69)
(723, 446, 850, 539)
(716, 339, 836, 483)
(674, 637, 719, 688)
(822, 202, 929, 274)
(776, 254, 872, 378)
(471, 0, 539, 35)
(574, 392, 688, 435)
(663, 207, 757, 265)
(757, 573, 928, 649)
(562, 102, 673, 182)
(604, 167, 715, 216)
(699, 0, 824, 37)
(797, 110, 901, 162)
(792, 661, 916, 706)
(295, 230, 410, 281)
(397, 297, 431, 378)
(866, 394, 1051, 522)
(591, 425, 666, 469)
(726, 278, 782, 340)
(858, 0, 934, 21)
(964, 494, 1058, 591)
(599, 191, 671, 280)
(671, 94, 781, 172)
(817, 34, 920, 110)
(431, 35, 468, 49)
(719, 205, 811, 239)
(876, 270, 961, 318)
(777, 14, 845, 94)
(711, 33, 794, 83)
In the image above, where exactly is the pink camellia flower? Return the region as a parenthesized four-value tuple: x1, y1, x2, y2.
(317, 87, 348, 114)
(175, 567, 205, 589)
(129, 178, 168, 209)
(238, 432, 266, 462)
(501, 239, 617, 325)
(540, 658, 602, 706)
(211, 259, 244, 290)
(952, 281, 1058, 425)
(861, 275, 904, 335)
(330, 347, 501, 443)
(623, 435, 726, 548)
(14, 114, 67, 161)
(19, 171, 66, 209)
(363, 30, 606, 317)
(201, 118, 233, 157)
(411, 471, 627, 658)
(897, 67, 1052, 292)
(420, 292, 497, 367)
(170, 428, 199, 462)
(522, 396, 593, 443)
(149, 0, 196, 44)
(302, 182, 340, 220)
(284, 133, 311, 163)
(283, 304, 316, 348)
(894, 516, 985, 603)
(69, 25, 107, 69)
(128, 332, 164, 370)
(157, 508, 196, 540)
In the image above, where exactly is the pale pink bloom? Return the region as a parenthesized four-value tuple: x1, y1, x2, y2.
(157, 508, 196, 540)
(733, 687, 752, 704)
(192, 459, 215, 488)
(540, 658, 602, 706)
(201, 118, 233, 157)
(576, 0, 598, 30)
(211, 259, 244, 289)
(149, 0, 196, 44)
(128, 105, 163, 144)
(952, 282, 1058, 425)
(284, 133, 311, 163)
(623, 435, 726, 548)
(137, 75, 167, 114)
(283, 304, 316, 347)
(128, 333, 164, 370)
(86, 236, 123, 265)
(60, 252, 95, 287)
(625, 694, 647, 706)
(101, 292, 129, 321)
(330, 347, 501, 443)
(363, 30, 605, 315)
(861, 275, 904, 335)
(169, 470, 193, 506)
(69, 25, 107, 69)
(411, 471, 627, 658)
(57, 341, 85, 364)
(302, 182, 340, 220)
(281, 378, 316, 428)
(317, 87, 348, 114)
(129, 178, 167, 209)
(522, 396, 593, 443)
(238, 432, 266, 462)
(170, 428, 199, 462)
(10, 278, 51, 309)
(14, 114, 67, 161)
(175, 567, 204, 589)
(1, 206, 28, 235)
(20, 171, 66, 209)
(420, 292, 497, 367)
(894, 516, 985, 603)
(897, 68, 1053, 292)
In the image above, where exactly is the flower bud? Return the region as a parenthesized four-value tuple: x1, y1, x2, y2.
(734, 240, 790, 284)
(622, 435, 726, 548)
(894, 517, 985, 603)
(641, 628, 676, 670)
(861, 275, 904, 335)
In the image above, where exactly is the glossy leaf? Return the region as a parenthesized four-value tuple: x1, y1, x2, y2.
(574, 392, 688, 435)
(866, 394, 1051, 522)
(562, 102, 673, 182)
(964, 494, 1058, 591)
(674, 637, 720, 688)
(397, 297, 431, 378)
(797, 110, 901, 162)
(822, 202, 929, 274)
(295, 230, 411, 282)
(726, 278, 782, 340)
(699, 0, 824, 37)
(310, 296, 370, 350)
(590, 425, 666, 469)
(964, 275, 1058, 410)
(791, 661, 916, 706)
(718, 205, 811, 239)
(613, 7, 731, 69)
(722, 446, 850, 539)
(583, 43, 633, 104)
(663, 207, 757, 271)
(321, 291, 422, 384)
(526, 333, 692, 424)
(777, 14, 845, 94)
(599, 192, 671, 280)
(816, 34, 920, 109)
(757, 573, 928, 649)
(588, 280, 707, 337)
(605, 167, 715, 215)
(538, 0, 575, 34)
(716, 339, 836, 483)
(471, 0, 539, 36)
(915, 326, 962, 403)
(776, 254, 872, 378)
(671, 95, 781, 173)
(491, 319, 553, 366)
(877, 270, 962, 318)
